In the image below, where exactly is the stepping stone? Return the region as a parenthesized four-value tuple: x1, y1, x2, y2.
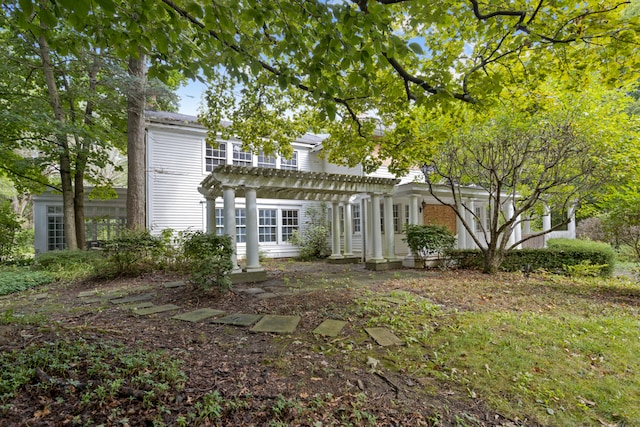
(250, 315, 300, 334)
(365, 327, 404, 347)
(255, 292, 278, 300)
(81, 296, 113, 304)
(241, 287, 266, 295)
(31, 293, 48, 301)
(127, 302, 155, 311)
(135, 304, 180, 316)
(164, 281, 185, 289)
(172, 308, 225, 322)
(211, 313, 263, 327)
(78, 290, 99, 298)
(313, 319, 347, 337)
(110, 293, 154, 305)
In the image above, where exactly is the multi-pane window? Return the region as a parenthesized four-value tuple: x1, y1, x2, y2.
(205, 142, 226, 171)
(85, 217, 125, 242)
(281, 210, 299, 241)
(352, 203, 361, 233)
(232, 143, 252, 166)
(257, 152, 276, 168)
(215, 208, 224, 235)
(405, 204, 410, 226)
(393, 204, 401, 233)
(280, 151, 298, 171)
(380, 203, 384, 233)
(259, 209, 278, 243)
(47, 206, 65, 250)
(236, 208, 247, 242)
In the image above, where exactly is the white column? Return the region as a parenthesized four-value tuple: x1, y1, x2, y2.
(456, 200, 467, 249)
(514, 214, 522, 249)
(543, 204, 552, 247)
(370, 193, 384, 261)
(343, 202, 353, 257)
(466, 199, 476, 249)
(329, 200, 343, 259)
(223, 186, 241, 272)
(506, 202, 516, 247)
(523, 215, 531, 234)
(244, 187, 261, 272)
(384, 194, 396, 260)
(409, 195, 420, 225)
(567, 204, 576, 239)
(206, 196, 216, 234)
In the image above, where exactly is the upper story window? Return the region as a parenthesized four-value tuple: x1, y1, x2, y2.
(257, 151, 276, 168)
(232, 143, 252, 166)
(205, 142, 226, 172)
(280, 151, 298, 171)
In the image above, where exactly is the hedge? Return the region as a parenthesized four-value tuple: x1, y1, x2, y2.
(448, 239, 615, 277)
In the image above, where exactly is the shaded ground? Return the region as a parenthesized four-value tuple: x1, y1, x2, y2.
(4, 261, 635, 426)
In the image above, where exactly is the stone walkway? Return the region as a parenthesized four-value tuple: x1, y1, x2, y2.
(76, 280, 404, 345)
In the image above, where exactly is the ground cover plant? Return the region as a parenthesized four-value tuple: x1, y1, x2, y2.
(0, 261, 639, 426)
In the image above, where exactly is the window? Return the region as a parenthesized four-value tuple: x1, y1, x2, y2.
(205, 141, 226, 171)
(352, 204, 361, 233)
(259, 209, 277, 243)
(393, 204, 401, 233)
(474, 206, 482, 232)
(232, 143, 252, 166)
(85, 217, 125, 242)
(405, 204, 410, 226)
(257, 151, 276, 168)
(280, 151, 298, 171)
(236, 208, 247, 242)
(215, 208, 224, 235)
(380, 203, 384, 233)
(281, 210, 299, 241)
(47, 206, 65, 250)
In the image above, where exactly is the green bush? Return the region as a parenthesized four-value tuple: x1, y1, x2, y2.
(33, 250, 105, 281)
(182, 231, 234, 291)
(103, 229, 165, 275)
(0, 270, 55, 296)
(289, 204, 330, 261)
(0, 200, 22, 263)
(404, 224, 456, 261)
(448, 239, 615, 277)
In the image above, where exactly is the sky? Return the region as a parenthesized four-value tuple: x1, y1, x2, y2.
(175, 78, 208, 116)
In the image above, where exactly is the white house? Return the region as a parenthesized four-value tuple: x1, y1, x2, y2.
(33, 111, 575, 272)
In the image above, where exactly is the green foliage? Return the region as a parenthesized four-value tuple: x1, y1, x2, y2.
(182, 231, 234, 291)
(0, 200, 22, 263)
(449, 239, 615, 277)
(403, 224, 456, 261)
(34, 249, 105, 281)
(0, 270, 55, 296)
(103, 229, 166, 275)
(289, 204, 330, 261)
(0, 339, 186, 414)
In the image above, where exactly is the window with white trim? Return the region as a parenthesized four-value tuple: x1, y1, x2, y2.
(280, 151, 298, 171)
(257, 151, 276, 168)
(405, 204, 410, 226)
(236, 208, 247, 242)
(393, 204, 401, 233)
(232, 143, 252, 166)
(380, 203, 385, 233)
(205, 141, 226, 171)
(352, 204, 361, 233)
(259, 209, 277, 243)
(281, 210, 299, 241)
(47, 206, 65, 250)
(215, 208, 224, 235)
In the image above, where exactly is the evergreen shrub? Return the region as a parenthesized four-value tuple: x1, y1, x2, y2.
(182, 231, 234, 290)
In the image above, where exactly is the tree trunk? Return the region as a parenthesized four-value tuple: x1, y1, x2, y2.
(38, 34, 77, 250)
(126, 52, 147, 231)
(482, 245, 505, 274)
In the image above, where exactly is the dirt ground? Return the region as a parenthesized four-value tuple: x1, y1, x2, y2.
(0, 262, 534, 426)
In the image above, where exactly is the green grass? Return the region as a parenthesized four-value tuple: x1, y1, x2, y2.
(0, 269, 55, 296)
(355, 276, 640, 426)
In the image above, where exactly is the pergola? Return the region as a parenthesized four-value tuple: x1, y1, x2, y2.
(199, 165, 399, 273)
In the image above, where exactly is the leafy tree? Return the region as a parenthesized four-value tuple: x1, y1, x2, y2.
(417, 83, 635, 273)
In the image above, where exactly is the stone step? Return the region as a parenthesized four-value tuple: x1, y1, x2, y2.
(365, 327, 404, 347)
(210, 313, 263, 326)
(110, 293, 155, 305)
(250, 315, 301, 334)
(313, 319, 347, 337)
(172, 308, 226, 322)
(134, 304, 180, 316)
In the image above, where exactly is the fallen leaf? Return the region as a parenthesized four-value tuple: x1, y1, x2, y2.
(34, 407, 50, 419)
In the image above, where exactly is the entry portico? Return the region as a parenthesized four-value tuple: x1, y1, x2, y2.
(199, 165, 399, 274)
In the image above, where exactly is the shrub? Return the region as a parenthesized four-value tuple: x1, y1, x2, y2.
(182, 231, 234, 291)
(448, 238, 615, 277)
(576, 217, 607, 242)
(33, 250, 105, 281)
(404, 224, 456, 261)
(289, 204, 330, 261)
(103, 229, 165, 275)
(0, 200, 22, 263)
(0, 270, 55, 296)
